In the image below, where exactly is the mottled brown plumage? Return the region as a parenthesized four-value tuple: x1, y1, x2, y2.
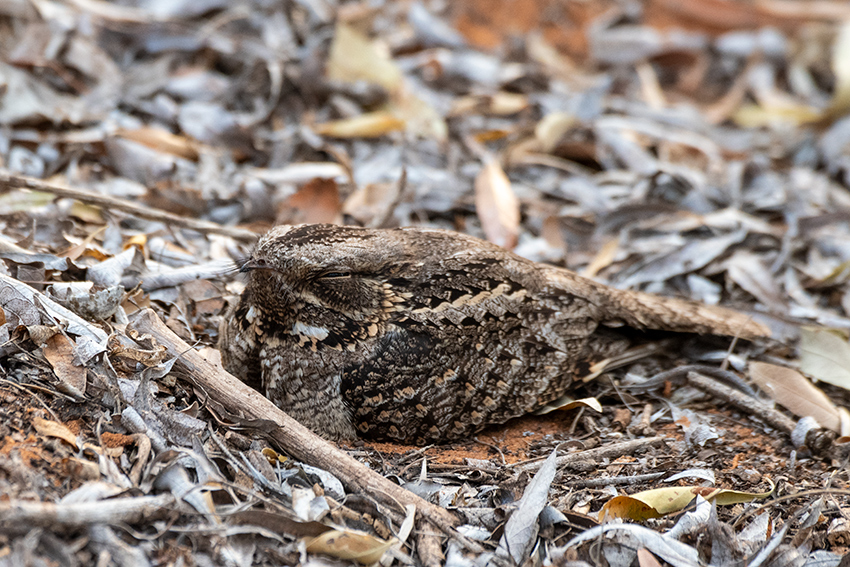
(219, 224, 770, 444)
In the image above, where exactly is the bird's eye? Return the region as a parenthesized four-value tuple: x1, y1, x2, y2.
(319, 270, 351, 279)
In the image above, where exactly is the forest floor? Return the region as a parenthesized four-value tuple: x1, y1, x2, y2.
(2, 0, 850, 565)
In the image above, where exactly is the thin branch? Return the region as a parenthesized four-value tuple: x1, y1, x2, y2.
(0, 494, 175, 527)
(511, 436, 669, 473)
(126, 308, 460, 532)
(0, 170, 259, 243)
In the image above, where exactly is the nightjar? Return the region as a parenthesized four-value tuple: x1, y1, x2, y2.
(219, 224, 770, 444)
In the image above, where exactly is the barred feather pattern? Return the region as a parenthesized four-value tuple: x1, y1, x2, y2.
(219, 224, 771, 444)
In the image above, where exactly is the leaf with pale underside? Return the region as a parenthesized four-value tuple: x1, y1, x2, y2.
(475, 158, 519, 249)
(800, 327, 850, 391)
(601, 480, 774, 521)
(749, 361, 843, 433)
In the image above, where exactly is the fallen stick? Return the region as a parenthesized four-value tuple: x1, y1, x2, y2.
(0, 170, 258, 243)
(511, 436, 669, 473)
(127, 308, 460, 531)
(0, 494, 175, 528)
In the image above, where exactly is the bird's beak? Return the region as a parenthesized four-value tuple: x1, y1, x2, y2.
(239, 258, 266, 273)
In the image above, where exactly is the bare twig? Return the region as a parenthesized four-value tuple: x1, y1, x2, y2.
(685, 371, 837, 457)
(685, 371, 796, 433)
(564, 471, 665, 489)
(0, 170, 259, 243)
(0, 494, 176, 527)
(512, 436, 669, 473)
(126, 308, 460, 532)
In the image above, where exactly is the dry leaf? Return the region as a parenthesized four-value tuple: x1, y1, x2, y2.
(534, 396, 603, 416)
(314, 111, 405, 138)
(749, 361, 841, 432)
(277, 178, 342, 225)
(69, 201, 104, 224)
(391, 88, 447, 141)
(343, 182, 400, 226)
(115, 126, 200, 161)
(63, 457, 100, 480)
(306, 529, 396, 565)
(825, 21, 850, 120)
(33, 417, 79, 450)
(43, 334, 87, 396)
(733, 103, 821, 128)
(799, 327, 850, 391)
(450, 92, 530, 117)
(601, 480, 774, 521)
(637, 548, 663, 567)
(474, 158, 519, 249)
(581, 239, 620, 279)
(327, 23, 402, 91)
(535, 112, 577, 154)
(108, 333, 168, 367)
(124, 233, 147, 252)
(323, 22, 445, 139)
(50, 282, 123, 321)
(724, 250, 785, 309)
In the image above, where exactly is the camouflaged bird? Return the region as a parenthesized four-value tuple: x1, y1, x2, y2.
(219, 224, 770, 444)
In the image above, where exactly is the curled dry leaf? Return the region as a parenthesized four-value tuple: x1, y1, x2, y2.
(32, 417, 79, 450)
(0, 273, 107, 343)
(474, 158, 520, 249)
(533, 396, 603, 416)
(87, 247, 145, 288)
(50, 282, 123, 321)
(601, 480, 774, 522)
(108, 333, 168, 367)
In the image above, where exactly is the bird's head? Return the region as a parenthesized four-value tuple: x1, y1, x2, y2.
(240, 224, 406, 325)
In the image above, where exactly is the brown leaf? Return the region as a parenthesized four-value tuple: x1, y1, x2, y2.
(313, 111, 405, 139)
(602, 481, 773, 521)
(276, 178, 342, 226)
(637, 548, 664, 567)
(474, 158, 519, 249)
(749, 361, 842, 432)
(33, 417, 79, 450)
(342, 182, 400, 226)
(43, 334, 87, 396)
(306, 529, 396, 565)
(109, 332, 168, 367)
(115, 127, 200, 161)
(63, 457, 100, 480)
